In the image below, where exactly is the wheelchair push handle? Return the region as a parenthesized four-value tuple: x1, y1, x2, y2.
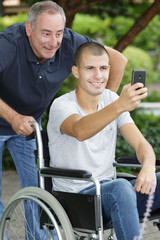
(29, 121, 44, 169)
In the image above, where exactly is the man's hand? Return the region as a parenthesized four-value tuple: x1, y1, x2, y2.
(0, 99, 36, 136)
(118, 83, 147, 113)
(134, 164, 156, 194)
(11, 114, 36, 136)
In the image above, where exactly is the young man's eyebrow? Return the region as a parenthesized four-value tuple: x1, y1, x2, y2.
(84, 65, 109, 68)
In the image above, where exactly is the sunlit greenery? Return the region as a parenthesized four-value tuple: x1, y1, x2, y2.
(116, 112, 160, 160)
(0, 13, 27, 31)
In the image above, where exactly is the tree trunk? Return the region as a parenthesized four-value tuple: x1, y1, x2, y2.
(55, 0, 106, 28)
(0, 0, 5, 16)
(114, 0, 160, 52)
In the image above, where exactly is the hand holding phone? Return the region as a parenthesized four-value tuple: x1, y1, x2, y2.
(131, 70, 146, 88)
(119, 69, 147, 111)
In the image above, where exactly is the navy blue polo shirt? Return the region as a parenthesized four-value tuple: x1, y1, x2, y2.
(0, 23, 97, 135)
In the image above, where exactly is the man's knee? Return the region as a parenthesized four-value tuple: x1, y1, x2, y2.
(101, 178, 137, 218)
(110, 178, 136, 203)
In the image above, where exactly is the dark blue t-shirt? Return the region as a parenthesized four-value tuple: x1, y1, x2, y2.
(0, 23, 97, 135)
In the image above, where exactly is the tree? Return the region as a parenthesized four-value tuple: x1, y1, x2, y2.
(52, 0, 106, 28)
(55, 0, 160, 52)
(22, 0, 106, 27)
(114, 0, 160, 52)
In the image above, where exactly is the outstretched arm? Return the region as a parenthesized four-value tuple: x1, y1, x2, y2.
(104, 46, 128, 92)
(61, 83, 147, 141)
(0, 99, 36, 136)
(120, 123, 156, 194)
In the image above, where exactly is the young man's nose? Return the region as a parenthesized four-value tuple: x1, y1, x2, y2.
(94, 68, 102, 78)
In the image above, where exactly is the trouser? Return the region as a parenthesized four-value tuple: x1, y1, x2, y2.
(79, 173, 160, 240)
(0, 134, 38, 220)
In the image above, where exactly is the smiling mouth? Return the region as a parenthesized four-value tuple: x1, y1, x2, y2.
(44, 46, 56, 52)
(45, 48, 54, 51)
(89, 82, 104, 86)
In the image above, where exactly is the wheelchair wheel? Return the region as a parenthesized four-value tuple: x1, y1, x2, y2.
(0, 187, 75, 240)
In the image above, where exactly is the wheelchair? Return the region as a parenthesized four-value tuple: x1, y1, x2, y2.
(0, 121, 160, 240)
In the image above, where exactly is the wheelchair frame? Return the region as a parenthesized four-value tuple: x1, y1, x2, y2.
(36, 121, 104, 239)
(0, 121, 160, 240)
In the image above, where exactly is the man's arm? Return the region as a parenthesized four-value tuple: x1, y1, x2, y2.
(61, 83, 147, 141)
(0, 99, 35, 136)
(104, 46, 128, 92)
(120, 123, 156, 194)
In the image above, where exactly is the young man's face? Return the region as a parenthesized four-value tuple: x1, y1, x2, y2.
(25, 12, 64, 63)
(73, 51, 110, 96)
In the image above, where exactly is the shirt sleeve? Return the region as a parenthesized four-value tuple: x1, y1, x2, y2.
(117, 111, 134, 129)
(0, 37, 16, 72)
(47, 93, 78, 141)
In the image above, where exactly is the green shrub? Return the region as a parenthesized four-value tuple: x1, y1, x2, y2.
(116, 112, 160, 159)
(143, 90, 160, 102)
(117, 46, 153, 94)
(72, 13, 134, 48)
(0, 13, 27, 32)
(104, 16, 134, 45)
(72, 13, 111, 39)
(133, 15, 160, 51)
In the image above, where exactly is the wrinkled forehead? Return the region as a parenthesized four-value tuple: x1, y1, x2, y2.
(34, 11, 65, 30)
(31, 10, 65, 30)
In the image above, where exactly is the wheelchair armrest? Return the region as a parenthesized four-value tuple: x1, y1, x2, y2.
(114, 156, 160, 169)
(114, 156, 141, 168)
(40, 167, 92, 179)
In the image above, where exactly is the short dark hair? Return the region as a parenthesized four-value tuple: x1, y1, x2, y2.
(74, 42, 110, 67)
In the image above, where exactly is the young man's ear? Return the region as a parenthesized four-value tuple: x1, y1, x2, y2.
(72, 65, 79, 79)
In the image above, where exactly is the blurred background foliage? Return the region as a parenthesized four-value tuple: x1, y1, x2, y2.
(1, 0, 160, 170)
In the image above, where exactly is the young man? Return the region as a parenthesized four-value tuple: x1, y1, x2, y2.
(47, 42, 160, 240)
(0, 1, 127, 220)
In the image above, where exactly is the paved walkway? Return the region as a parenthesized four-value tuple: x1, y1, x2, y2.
(1, 170, 20, 208)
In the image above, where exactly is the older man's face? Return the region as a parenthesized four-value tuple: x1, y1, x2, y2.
(25, 12, 64, 63)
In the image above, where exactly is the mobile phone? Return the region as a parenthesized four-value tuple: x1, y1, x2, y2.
(131, 70, 146, 87)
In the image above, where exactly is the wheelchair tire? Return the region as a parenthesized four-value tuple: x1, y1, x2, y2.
(0, 187, 75, 240)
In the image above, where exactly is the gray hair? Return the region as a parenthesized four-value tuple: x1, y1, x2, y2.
(27, 1, 66, 28)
